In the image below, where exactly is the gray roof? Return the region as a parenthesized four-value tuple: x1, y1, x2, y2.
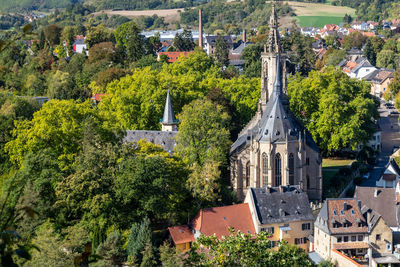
(363, 69, 380, 81)
(123, 130, 177, 153)
(230, 57, 319, 154)
(314, 201, 330, 234)
(352, 59, 373, 73)
(232, 42, 251, 54)
(250, 186, 314, 225)
(162, 89, 176, 124)
(205, 35, 233, 45)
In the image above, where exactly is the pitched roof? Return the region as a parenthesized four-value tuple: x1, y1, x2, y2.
(205, 35, 233, 45)
(91, 93, 105, 102)
(168, 225, 195, 244)
(333, 242, 369, 250)
(315, 198, 368, 234)
(161, 89, 176, 125)
(158, 51, 192, 63)
(355, 186, 399, 227)
(123, 130, 177, 153)
(249, 186, 314, 225)
(191, 203, 256, 239)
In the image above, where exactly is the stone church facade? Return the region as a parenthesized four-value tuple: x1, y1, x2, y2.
(230, 5, 322, 201)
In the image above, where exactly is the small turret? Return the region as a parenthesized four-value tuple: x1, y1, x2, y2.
(161, 89, 178, 132)
(265, 2, 280, 53)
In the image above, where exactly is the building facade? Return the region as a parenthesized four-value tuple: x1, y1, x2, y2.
(229, 5, 322, 201)
(244, 185, 314, 252)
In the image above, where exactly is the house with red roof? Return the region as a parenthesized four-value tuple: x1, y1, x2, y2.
(168, 203, 256, 251)
(157, 51, 193, 63)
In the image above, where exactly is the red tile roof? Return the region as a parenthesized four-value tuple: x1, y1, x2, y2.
(158, 51, 193, 63)
(327, 199, 368, 234)
(362, 32, 375, 37)
(191, 203, 256, 239)
(168, 225, 195, 245)
(92, 93, 105, 102)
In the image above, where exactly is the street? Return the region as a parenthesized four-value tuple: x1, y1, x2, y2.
(360, 100, 400, 187)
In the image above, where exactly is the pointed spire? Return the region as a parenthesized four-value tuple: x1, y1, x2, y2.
(265, 1, 280, 53)
(161, 89, 177, 132)
(163, 89, 175, 124)
(272, 54, 282, 97)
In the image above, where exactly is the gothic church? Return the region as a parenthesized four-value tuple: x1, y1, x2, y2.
(230, 5, 322, 201)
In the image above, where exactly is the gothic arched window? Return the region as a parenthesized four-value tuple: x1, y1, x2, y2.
(274, 153, 282, 186)
(288, 153, 294, 185)
(262, 153, 268, 187)
(246, 161, 250, 187)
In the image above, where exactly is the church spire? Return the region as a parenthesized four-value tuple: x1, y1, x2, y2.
(265, 2, 280, 53)
(161, 89, 178, 132)
(272, 53, 282, 97)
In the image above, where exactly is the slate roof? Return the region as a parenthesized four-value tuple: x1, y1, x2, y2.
(355, 186, 400, 228)
(315, 198, 368, 235)
(123, 130, 177, 153)
(230, 57, 319, 154)
(205, 35, 233, 45)
(249, 186, 314, 225)
(365, 69, 394, 83)
(232, 42, 251, 54)
(162, 89, 176, 124)
(191, 203, 256, 238)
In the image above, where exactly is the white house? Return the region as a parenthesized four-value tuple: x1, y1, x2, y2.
(376, 158, 400, 188)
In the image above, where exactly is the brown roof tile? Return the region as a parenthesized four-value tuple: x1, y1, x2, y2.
(168, 225, 195, 245)
(191, 203, 256, 239)
(327, 199, 368, 234)
(333, 242, 369, 250)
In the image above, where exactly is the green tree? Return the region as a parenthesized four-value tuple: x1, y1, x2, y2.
(44, 24, 63, 46)
(389, 70, 400, 96)
(342, 31, 366, 50)
(46, 70, 75, 99)
(215, 35, 229, 67)
(95, 231, 126, 266)
(176, 99, 231, 204)
(184, 230, 313, 266)
(85, 24, 111, 48)
(363, 38, 376, 66)
(159, 241, 183, 267)
(173, 29, 195, 51)
(140, 242, 156, 267)
(114, 21, 145, 63)
(376, 50, 397, 69)
(287, 67, 379, 153)
(324, 48, 346, 66)
(127, 217, 152, 264)
(61, 26, 76, 56)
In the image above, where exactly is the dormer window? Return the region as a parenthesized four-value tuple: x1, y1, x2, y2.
(340, 210, 344, 215)
(333, 210, 337, 215)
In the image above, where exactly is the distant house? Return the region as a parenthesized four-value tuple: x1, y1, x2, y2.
(32, 96, 49, 107)
(244, 185, 314, 252)
(324, 24, 339, 31)
(204, 35, 233, 56)
(313, 198, 369, 265)
(168, 203, 256, 252)
(91, 93, 105, 104)
(376, 159, 400, 188)
(364, 69, 394, 97)
(73, 38, 87, 54)
(342, 57, 376, 79)
(352, 22, 368, 31)
(157, 51, 192, 63)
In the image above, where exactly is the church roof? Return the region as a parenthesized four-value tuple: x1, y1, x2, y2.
(257, 56, 299, 143)
(162, 89, 177, 124)
(249, 186, 314, 225)
(123, 130, 177, 153)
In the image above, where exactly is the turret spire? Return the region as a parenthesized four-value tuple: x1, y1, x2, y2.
(161, 89, 178, 132)
(265, 2, 280, 53)
(272, 54, 282, 97)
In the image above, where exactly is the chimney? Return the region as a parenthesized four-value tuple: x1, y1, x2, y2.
(199, 9, 203, 48)
(242, 29, 246, 43)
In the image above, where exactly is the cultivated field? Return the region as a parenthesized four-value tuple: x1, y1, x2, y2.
(276, 1, 356, 27)
(92, 8, 184, 23)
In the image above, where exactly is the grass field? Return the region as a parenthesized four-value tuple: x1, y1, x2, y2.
(92, 8, 184, 24)
(276, 1, 356, 28)
(322, 158, 354, 168)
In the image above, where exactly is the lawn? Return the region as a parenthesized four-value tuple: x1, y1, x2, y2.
(322, 158, 354, 168)
(296, 16, 344, 27)
(322, 158, 354, 199)
(278, 1, 356, 27)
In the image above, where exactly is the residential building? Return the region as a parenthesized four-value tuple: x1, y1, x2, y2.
(343, 58, 377, 79)
(313, 198, 369, 265)
(230, 5, 322, 202)
(123, 90, 178, 153)
(157, 51, 192, 63)
(204, 35, 233, 56)
(376, 159, 400, 188)
(73, 38, 87, 54)
(168, 203, 256, 252)
(244, 185, 314, 251)
(364, 69, 394, 98)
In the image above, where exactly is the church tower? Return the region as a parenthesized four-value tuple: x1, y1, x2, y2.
(260, 3, 287, 112)
(161, 89, 178, 132)
(229, 4, 322, 202)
